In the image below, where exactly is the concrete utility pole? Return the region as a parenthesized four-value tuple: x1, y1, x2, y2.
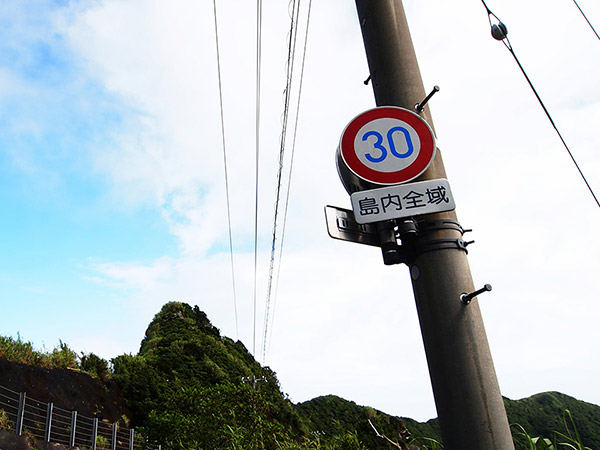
(353, 1, 515, 449)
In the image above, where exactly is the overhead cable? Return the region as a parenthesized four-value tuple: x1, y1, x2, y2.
(267, 0, 313, 362)
(571, 0, 600, 41)
(481, 0, 600, 208)
(212, 0, 239, 340)
(253, 0, 263, 356)
(262, 0, 302, 364)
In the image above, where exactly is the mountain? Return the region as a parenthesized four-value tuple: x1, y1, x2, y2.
(109, 302, 305, 448)
(298, 391, 600, 450)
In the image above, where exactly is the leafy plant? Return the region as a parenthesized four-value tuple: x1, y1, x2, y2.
(0, 408, 13, 432)
(512, 423, 555, 450)
(409, 436, 445, 450)
(0, 335, 80, 370)
(48, 340, 78, 369)
(80, 352, 110, 380)
(554, 410, 592, 450)
(0, 335, 43, 366)
(511, 409, 594, 450)
(95, 434, 111, 450)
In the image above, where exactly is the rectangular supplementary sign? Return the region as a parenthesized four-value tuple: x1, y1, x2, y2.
(324, 205, 380, 247)
(350, 178, 456, 224)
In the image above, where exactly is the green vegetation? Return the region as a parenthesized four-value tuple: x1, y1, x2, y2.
(296, 395, 413, 449)
(0, 336, 78, 369)
(510, 409, 595, 450)
(0, 408, 12, 432)
(2, 302, 600, 449)
(95, 434, 111, 450)
(505, 393, 600, 450)
(80, 352, 110, 380)
(108, 302, 380, 449)
(0, 334, 108, 375)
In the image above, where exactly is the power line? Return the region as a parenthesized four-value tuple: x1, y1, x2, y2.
(481, 1, 600, 208)
(571, 0, 600, 41)
(212, 0, 239, 341)
(262, 0, 302, 363)
(266, 0, 313, 362)
(253, 0, 263, 357)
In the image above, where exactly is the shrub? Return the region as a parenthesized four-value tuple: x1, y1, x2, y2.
(0, 409, 13, 432)
(80, 353, 110, 380)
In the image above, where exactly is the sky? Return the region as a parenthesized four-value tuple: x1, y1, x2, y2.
(0, 0, 599, 423)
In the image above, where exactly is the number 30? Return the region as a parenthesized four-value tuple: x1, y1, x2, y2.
(362, 126, 414, 163)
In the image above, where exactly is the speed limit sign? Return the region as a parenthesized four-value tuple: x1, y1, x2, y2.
(338, 106, 436, 185)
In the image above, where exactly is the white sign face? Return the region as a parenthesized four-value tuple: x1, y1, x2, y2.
(354, 118, 421, 174)
(350, 178, 455, 224)
(339, 106, 436, 185)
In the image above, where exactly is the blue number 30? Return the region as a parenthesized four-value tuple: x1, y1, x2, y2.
(362, 126, 414, 163)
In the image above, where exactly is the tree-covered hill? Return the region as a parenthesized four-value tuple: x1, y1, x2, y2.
(110, 302, 306, 448)
(504, 391, 600, 450)
(296, 394, 436, 449)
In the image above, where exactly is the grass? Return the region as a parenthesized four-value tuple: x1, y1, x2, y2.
(511, 409, 593, 450)
(0, 335, 78, 370)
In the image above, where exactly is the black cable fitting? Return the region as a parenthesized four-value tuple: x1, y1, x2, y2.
(491, 21, 508, 41)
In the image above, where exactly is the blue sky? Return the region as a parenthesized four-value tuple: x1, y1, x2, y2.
(1, 0, 600, 422)
(0, 1, 176, 352)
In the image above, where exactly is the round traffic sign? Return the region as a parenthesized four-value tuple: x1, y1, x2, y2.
(339, 106, 436, 185)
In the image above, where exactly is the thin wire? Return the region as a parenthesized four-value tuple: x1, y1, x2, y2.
(267, 0, 313, 361)
(262, 0, 301, 364)
(213, 0, 239, 340)
(571, 0, 600, 40)
(253, 0, 263, 357)
(482, 2, 600, 208)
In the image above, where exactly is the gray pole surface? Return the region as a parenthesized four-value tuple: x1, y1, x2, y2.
(354, 1, 515, 449)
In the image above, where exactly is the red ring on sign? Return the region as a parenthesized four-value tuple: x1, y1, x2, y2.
(340, 106, 436, 185)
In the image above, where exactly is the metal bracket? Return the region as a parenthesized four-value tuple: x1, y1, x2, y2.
(417, 219, 471, 236)
(414, 238, 473, 256)
(380, 218, 474, 266)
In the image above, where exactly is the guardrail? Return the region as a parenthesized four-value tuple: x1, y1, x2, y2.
(0, 384, 159, 450)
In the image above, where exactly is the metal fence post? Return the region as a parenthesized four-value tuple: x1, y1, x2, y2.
(44, 403, 53, 442)
(70, 411, 77, 447)
(16, 392, 26, 436)
(91, 418, 98, 450)
(129, 428, 134, 450)
(111, 423, 117, 450)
